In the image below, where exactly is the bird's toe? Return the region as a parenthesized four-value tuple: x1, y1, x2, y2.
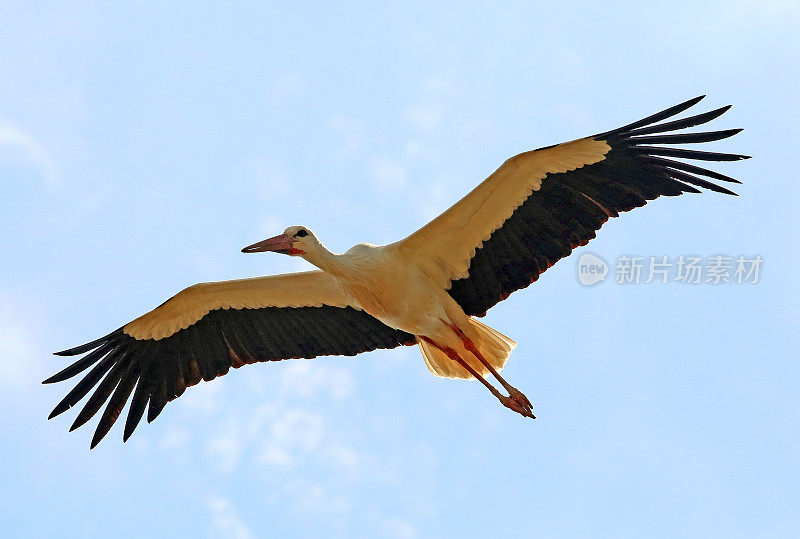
(500, 395, 536, 419)
(510, 388, 533, 410)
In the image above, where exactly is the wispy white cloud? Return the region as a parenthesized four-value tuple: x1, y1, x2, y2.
(711, 0, 800, 32)
(414, 175, 452, 222)
(382, 516, 419, 539)
(371, 156, 407, 194)
(258, 215, 285, 237)
(402, 76, 456, 133)
(732, 0, 799, 17)
(555, 103, 593, 133)
(256, 406, 324, 469)
(267, 74, 305, 102)
(250, 158, 292, 203)
(404, 140, 423, 160)
(208, 495, 255, 539)
(161, 427, 191, 450)
(278, 361, 354, 402)
(206, 428, 244, 473)
(179, 378, 225, 412)
(0, 123, 59, 186)
(403, 104, 445, 132)
(421, 76, 456, 96)
(0, 315, 36, 390)
(0, 291, 41, 392)
(326, 442, 360, 470)
(177, 356, 430, 534)
(189, 362, 360, 477)
(330, 115, 365, 158)
(279, 478, 353, 526)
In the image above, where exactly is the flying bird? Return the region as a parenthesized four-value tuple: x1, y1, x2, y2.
(45, 96, 748, 448)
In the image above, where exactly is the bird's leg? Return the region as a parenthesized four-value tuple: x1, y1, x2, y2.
(456, 331, 534, 418)
(426, 338, 534, 419)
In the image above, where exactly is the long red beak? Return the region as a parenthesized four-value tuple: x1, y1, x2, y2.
(241, 233, 294, 254)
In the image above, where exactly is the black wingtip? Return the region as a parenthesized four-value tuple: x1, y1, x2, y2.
(43, 369, 80, 385)
(90, 430, 105, 449)
(716, 186, 739, 196)
(44, 343, 115, 386)
(55, 339, 105, 357)
(146, 401, 167, 424)
(679, 95, 705, 108)
(685, 95, 706, 107)
(623, 105, 736, 138)
(69, 402, 99, 432)
(54, 341, 103, 357)
(596, 95, 710, 139)
(54, 329, 122, 356)
(628, 128, 744, 146)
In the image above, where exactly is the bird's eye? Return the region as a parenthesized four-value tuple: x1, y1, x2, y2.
(295, 229, 308, 238)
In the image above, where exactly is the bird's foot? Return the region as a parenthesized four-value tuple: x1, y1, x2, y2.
(509, 388, 533, 410)
(500, 391, 535, 419)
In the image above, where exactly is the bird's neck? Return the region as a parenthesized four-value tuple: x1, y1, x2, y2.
(302, 243, 348, 277)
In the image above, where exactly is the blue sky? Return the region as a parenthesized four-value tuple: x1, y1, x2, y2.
(1, 1, 798, 537)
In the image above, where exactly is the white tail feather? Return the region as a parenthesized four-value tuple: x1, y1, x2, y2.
(419, 319, 516, 379)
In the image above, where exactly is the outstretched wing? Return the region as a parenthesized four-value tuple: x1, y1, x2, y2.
(397, 96, 748, 316)
(45, 271, 416, 448)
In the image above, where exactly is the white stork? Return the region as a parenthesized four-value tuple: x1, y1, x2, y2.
(45, 96, 748, 448)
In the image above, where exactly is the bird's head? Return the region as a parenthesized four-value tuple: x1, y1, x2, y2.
(241, 226, 318, 257)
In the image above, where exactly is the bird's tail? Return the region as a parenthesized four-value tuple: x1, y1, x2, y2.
(419, 318, 516, 379)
